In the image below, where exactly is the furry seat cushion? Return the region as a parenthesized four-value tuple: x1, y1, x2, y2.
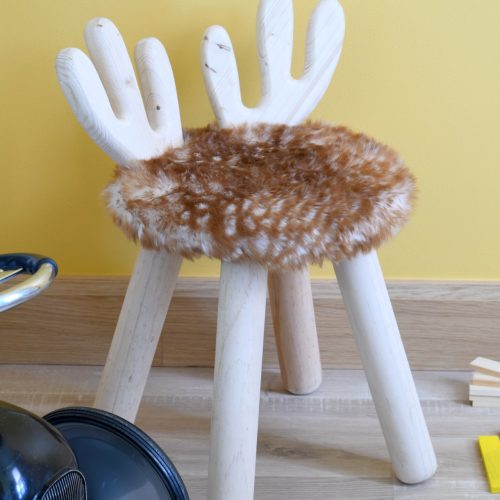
(105, 123, 415, 269)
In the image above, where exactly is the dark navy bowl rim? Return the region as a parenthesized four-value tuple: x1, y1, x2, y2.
(43, 406, 189, 500)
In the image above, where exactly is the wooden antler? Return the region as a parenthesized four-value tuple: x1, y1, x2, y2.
(57, 18, 182, 163)
(56, 18, 183, 422)
(202, 0, 344, 125)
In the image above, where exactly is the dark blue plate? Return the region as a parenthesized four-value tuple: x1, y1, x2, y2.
(44, 407, 188, 500)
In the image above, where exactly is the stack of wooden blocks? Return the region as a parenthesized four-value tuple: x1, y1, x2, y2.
(470, 357, 500, 407)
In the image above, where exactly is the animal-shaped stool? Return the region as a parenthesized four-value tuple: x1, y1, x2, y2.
(56, 1, 436, 498)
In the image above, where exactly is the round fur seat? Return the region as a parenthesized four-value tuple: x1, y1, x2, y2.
(105, 122, 415, 269)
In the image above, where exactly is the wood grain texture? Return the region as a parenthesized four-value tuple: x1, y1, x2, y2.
(94, 249, 182, 421)
(268, 269, 322, 394)
(0, 277, 499, 370)
(472, 372, 500, 387)
(57, 17, 183, 167)
(208, 262, 268, 500)
(470, 357, 500, 378)
(334, 251, 436, 483)
(0, 365, 495, 499)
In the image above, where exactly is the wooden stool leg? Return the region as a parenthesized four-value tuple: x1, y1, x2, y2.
(268, 270, 322, 394)
(333, 250, 437, 484)
(94, 248, 182, 422)
(208, 262, 268, 500)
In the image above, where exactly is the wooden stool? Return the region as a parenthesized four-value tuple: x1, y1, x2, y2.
(56, 1, 436, 498)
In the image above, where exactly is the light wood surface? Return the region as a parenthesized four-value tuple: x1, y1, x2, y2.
(471, 357, 500, 378)
(471, 397, 500, 408)
(268, 270, 322, 394)
(208, 262, 268, 500)
(472, 373, 500, 388)
(56, 17, 182, 165)
(94, 249, 182, 421)
(201, 0, 345, 395)
(334, 251, 436, 483)
(201, 0, 344, 125)
(1, 277, 499, 370)
(469, 385, 500, 397)
(0, 364, 495, 499)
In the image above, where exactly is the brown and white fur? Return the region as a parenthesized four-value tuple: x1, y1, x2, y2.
(105, 122, 415, 269)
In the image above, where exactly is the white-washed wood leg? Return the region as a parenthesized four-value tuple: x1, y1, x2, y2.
(333, 250, 437, 484)
(208, 262, 268, 500)
(268, 270, 322, 394)
(94, 248, 182, 422)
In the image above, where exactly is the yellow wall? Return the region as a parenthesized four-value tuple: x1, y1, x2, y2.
(1, 0, 499, 279)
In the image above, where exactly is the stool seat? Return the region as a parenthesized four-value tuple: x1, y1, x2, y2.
(106, 122, 415, 268)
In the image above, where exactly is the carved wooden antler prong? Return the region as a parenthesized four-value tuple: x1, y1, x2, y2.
(201, 0, 345, 126)
(56, 17, 182, 166)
